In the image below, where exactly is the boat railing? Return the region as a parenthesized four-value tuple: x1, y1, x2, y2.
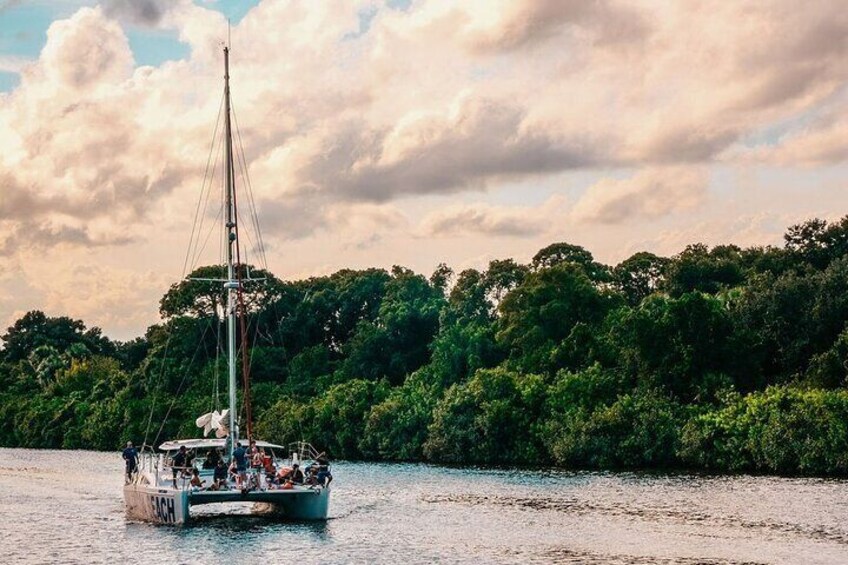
(126, 444, 159, 485)
(286, 441, 323, 463)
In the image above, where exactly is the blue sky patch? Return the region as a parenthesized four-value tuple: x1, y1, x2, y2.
(0, 70, 20, 91)
(199, 0, 261, 25)
(126, 27, 189, 67)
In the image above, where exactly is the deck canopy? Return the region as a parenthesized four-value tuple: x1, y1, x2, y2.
(158, 438, 285, 451)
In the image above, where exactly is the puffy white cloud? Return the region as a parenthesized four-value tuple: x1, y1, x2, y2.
(460, 0, 647, 54)
(284, 96, 597, 203)
(40, 7, 134, 90)
(572, 168, 707, 224)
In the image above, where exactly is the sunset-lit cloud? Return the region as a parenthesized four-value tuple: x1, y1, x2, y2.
(420, 195, 568, 238)
(572, 168, 707, 225)
(1, 0, 847, 339)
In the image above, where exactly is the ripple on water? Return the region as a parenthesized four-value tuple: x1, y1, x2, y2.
(421, 492, 848, 546)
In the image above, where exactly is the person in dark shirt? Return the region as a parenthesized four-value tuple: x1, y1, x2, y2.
(212, 459, 228, 490)
(171, 446, 188, 488)
(282, 463, 304, 485)
(316, 465, 332, 487)
(122, 441, 138, 482)
(314, 452, 332, 487)
(232, 444, 247, 487)
(202, 449, 218, 470)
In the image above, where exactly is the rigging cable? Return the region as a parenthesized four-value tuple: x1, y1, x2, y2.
(231, 104, 269, 270)
(185, 93, 224, 274)
(232, 103, 275, 418)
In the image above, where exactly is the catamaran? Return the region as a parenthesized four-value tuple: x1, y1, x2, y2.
(123, 46, 331, 524)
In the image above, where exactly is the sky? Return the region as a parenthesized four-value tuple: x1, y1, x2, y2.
(1, 0, 848, 341)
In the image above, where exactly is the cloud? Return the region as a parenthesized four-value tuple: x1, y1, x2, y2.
(771, 126, 848, 166)
(5, 0, 847, 249)
(420, 195, 568, 238)
(637, 124, 741, 164)
(737, 100, 848, 166)
(572, 168, 708, 225)
(0, 7, 200, 252)
(260, 196, 407, 248)
(462, 0, 647, 54)
(0, 55, 31, 73)
(40, 7, 134, 89)
(0, 219, 134, 257)
(102, 0, 172, 27)
(287, 96, 601, 203)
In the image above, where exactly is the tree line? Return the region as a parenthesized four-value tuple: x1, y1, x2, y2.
(3, 216, 848, 475)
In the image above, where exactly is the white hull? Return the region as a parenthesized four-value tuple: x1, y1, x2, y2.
(124, 474, 190, 524)
(123, 472, 331, 524)
(252, 487, 331, 520)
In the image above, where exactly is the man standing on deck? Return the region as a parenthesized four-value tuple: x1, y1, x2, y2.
(232, 442, 248, 489)
(122, 441, 138, 482)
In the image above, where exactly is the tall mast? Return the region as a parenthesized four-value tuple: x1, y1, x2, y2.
(223, 46, 238, 459)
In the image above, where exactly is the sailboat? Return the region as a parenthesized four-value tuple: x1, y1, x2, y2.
(123, 47, 331, 524)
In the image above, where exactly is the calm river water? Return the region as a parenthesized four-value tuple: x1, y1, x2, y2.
(1, 448, 847, 564)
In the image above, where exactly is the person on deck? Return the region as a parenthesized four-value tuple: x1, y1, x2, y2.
(279, 463, 304, 485)
(211, 458, 228, 490)
(232, 443, 248, 487)
(252, 448, 263, 469)
(292, 463, 304, 484)
(262, 451, 275, 480)
(189, 468, 205, 490)
(122, 441, 138, 481)
(316, 464, 332, 487)
(171, 445, 189, 488)
(314, 451, 332, 487)
(202, 449, 218, 469)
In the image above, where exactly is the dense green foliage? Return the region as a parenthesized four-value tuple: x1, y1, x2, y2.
(5, 216, 848, 475)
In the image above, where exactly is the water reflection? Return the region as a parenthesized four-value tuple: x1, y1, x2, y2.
(185, 513, 331, 538)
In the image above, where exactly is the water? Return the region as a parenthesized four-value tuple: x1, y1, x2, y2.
(1, 449, 847, 564)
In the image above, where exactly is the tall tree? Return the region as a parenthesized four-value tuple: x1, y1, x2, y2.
(663, 243, 744, 297)
(497, 263, 620, 373)
(531, 242, 610, 281)
(613, 251, 670, 306)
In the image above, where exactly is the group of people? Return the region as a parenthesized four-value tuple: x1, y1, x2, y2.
(122, 440, 333, 492)
(225, 440, 333, 492)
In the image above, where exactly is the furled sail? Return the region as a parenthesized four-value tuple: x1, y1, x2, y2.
(195, 409, 230, 437)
